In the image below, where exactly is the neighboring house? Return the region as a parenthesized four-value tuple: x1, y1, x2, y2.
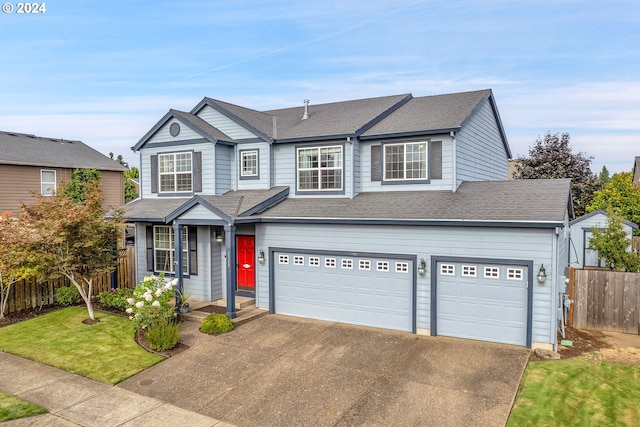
(0, 131, 127, 213)
(634, 156, 640, 187)
(569, 210, 638, 268)
(125, 89, 573, 350)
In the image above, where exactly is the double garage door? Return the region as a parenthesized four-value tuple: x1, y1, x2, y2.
(436, 260, 530, 346)
(273, 250, 414, 332)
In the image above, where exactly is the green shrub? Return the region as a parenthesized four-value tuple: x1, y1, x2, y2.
(144, 320, 180, 351)
(99, 288, 134, 310)
(56, 285, 79, 306)
(200, 313, 234, 334)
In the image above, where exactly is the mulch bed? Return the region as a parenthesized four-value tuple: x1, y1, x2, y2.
(0, 305, 61, 328)
(529, 325, 612, 361)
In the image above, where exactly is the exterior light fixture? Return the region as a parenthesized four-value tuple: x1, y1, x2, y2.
(418, 258, 426, 277)
(537, 264, 547, 284)
(258, 249, 265, 265)
(215, 231, 224, 245)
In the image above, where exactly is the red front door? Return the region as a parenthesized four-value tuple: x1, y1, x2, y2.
(236, 236, 255, 290)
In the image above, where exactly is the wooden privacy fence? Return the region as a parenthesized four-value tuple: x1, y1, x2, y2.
(3, 246, 136, 316)
(572, 268, 640, 334)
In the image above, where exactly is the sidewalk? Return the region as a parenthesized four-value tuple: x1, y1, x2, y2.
(0, 352, 235, 427)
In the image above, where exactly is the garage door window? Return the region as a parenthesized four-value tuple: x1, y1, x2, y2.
(462, 265, 477, 277)
(309, 256, 320, 266)
(325, 258, 336, 268)
(440, 264, 455, 275)
(279, 255, 289, 264)
(359, 260, 371, 270)
(293, 256, 304, 266)
(342, 259, 353, 269)
(377, 261, 389, 271)
(484, 267, 499, 278)
(507, 268, 524, 280)
(395, 262, 409, 273)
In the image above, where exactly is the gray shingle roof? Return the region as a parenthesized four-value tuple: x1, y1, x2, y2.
(124, 198, 190, 222)
(0, 131, 127, 171)
(258, 179, 571, 224)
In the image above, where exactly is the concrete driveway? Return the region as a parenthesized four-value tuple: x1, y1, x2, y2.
(119, 315, 529, 427)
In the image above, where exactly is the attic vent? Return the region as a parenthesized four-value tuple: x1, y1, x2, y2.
(302, 99, 309, 120)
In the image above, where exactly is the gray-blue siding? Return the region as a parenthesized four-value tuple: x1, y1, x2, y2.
(255, 223, 557, 345)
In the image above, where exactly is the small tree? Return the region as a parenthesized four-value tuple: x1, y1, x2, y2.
(20, 181, 124, 321)
(513, 132, 600, 216)
(124, 166, 140, 203)
(598, 165, 611, 185)
(588, 212, 640, 272)
(587, 171, 640, 235)
(0, 212, 40, 318)
(63, 168, 101, 204)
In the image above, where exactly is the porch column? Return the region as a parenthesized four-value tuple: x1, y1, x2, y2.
(173, 222, 184, 304)
(224, 224, 237, 318)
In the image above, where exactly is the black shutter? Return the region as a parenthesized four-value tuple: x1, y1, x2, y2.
(193, 152, 202, 193)
(371, 145, 382, 182)
(146, 226, 154, 271)
(150, 155, 158, 193)
(430, 141, 442, 180)
(189, 226, 198, 275)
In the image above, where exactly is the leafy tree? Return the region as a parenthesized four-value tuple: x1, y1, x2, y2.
(598, 165, 611, 185)
(588, 212, 640, 272)
(587, 172, 640, 235)
(19, 181, 124, 321)
(63, 168, 101, 203)
(0, 212, 40, 318)
(513, 132, 599, 216)
(124, 166, 140, 203)
(109, 152, 129, 168)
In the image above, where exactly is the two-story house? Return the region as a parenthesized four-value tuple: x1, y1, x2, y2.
(0, 131, 127, 213)
(125, 89, 573, 350)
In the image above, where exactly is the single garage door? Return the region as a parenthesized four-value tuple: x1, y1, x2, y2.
(436, 260, 529, 346)
(273, 250, 414, 332)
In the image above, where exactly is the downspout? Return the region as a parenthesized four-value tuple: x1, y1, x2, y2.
(450, 131, 457, 192)
(173, 221, 184, 304)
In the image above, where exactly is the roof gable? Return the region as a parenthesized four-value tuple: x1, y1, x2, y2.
(570, 209, 638, 229)
(0, 131, 127, 171)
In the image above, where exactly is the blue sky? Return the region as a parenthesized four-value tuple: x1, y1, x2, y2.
(1, 0, 638, 173)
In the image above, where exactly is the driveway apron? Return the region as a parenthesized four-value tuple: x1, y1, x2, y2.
(119, 315, 529, 427)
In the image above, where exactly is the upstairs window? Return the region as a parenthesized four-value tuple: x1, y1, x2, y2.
(240, 149, 259, 179)
(297, 145, 343, 191)
(159, 152, 192, 193)
(40, 170, 56, 196)
(383, 141, 427, 181)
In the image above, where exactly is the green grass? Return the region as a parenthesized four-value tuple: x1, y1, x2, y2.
(508, 356, 640, 426)
(0, 391, 47, 422)
(0, 307, 164, 385)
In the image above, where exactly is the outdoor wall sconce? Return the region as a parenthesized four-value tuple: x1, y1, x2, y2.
(537, 264, 547, 284)
(258, 249, 265, 265)
(214, 231, 224, 245)
(418, 258, 426, 277)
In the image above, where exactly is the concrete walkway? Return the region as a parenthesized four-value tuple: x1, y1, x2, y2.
(0, 352, 235, 427)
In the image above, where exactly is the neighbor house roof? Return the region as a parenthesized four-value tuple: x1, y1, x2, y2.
(134, 89, 508, 151)
(256, 179, 572, 226)
(570, 209, 638, 229)
(0, 131, 127, 171)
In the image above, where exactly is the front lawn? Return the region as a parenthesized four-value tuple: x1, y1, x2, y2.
(508, 356, 640, 426)
(0, 392, 47, 422)
(0, 307, 164, 384)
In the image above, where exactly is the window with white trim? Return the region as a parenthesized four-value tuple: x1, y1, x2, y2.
(376, 261, 389, 272)
(153, 225, 188, 274)
(297, 145, 343, 191)
(440, 264, 455, 275)
(240, 150, 258, 177)
(383, 141, 427, 181)
(342, 259, 353, 269)
(462, 265, 477, 277)
(278, 255, 289, 264)
(40, 170, 56, 196)
(359, 260, 371, 270)
(395, 262, 409, 273)
(484, 267, 499, 278)
(507, 268, 524, 280)
(309, 256, 320, 266)
(293, 256, 304, 266)
(325, 258, 336, 268)
(159, 152, 192, 193)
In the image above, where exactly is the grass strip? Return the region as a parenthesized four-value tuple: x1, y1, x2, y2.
(0, 391, 47, 422)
